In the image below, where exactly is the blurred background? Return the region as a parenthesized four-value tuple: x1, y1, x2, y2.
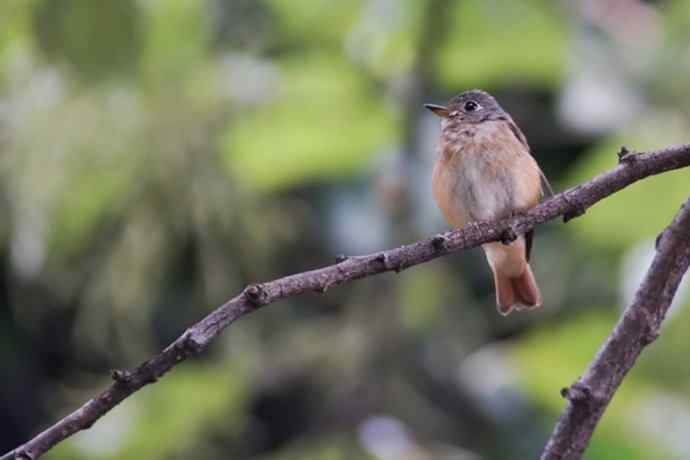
(1, 0, 690, 459)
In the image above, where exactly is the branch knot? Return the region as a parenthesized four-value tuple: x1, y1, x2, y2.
(13, 451, 33, 460)
(617, 145, 637, 164)
(244, 283, 268, 306)
(431, 235, 447, 251)
(110, 369, 133, 384)
(179, 330, 204, 354)
(562, 193, 587, 223)
(560, 381, 592, 404)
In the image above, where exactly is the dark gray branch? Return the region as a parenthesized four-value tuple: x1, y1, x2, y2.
(541, 196, 690, 460)
(3, 143, 690, 460)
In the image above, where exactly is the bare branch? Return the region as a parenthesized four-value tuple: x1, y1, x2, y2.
(3, 143, 690, 460)
(541, 197, 690, 459)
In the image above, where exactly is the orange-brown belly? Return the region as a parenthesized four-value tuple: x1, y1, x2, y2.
(432, 140, 540, 228)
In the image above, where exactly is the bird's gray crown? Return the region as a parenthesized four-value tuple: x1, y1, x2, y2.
(447, 89, 505, 117)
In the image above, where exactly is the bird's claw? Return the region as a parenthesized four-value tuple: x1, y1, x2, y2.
(500, 227, 517, 245)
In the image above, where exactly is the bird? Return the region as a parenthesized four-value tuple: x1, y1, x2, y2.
(425, 89, 551, 315)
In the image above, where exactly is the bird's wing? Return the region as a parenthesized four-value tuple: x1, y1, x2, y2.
(539, 169, 554, 199)
(504, 115, 554, 200)
(502, 114, 554, 260)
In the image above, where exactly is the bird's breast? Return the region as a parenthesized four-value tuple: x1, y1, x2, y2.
(432, 120, 540, 227)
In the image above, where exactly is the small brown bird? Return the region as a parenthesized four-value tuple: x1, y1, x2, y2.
(426, 90, 551, 315)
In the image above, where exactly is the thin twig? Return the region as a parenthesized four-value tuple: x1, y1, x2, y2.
(541, 197, 690, 460)
(3, 143, 690, 460)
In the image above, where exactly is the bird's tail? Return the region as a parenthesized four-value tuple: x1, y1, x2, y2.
(493, 263, 542, 316)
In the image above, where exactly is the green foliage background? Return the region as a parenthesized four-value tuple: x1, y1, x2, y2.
(1, 1, 689, 459)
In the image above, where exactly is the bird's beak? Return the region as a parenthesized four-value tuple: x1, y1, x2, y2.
(424, 103, 450, 118)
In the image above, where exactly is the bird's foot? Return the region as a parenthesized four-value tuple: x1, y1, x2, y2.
(500, 227, 517, 245)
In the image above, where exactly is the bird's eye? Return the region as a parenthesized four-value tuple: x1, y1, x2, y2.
(464, 100, 480, 112)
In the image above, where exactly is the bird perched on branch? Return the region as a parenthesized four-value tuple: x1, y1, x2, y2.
(426, 90, 551, 315)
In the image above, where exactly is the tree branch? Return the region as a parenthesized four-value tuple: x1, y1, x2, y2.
(3, 143, 690, 460)
(541, 196, 690, 459)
